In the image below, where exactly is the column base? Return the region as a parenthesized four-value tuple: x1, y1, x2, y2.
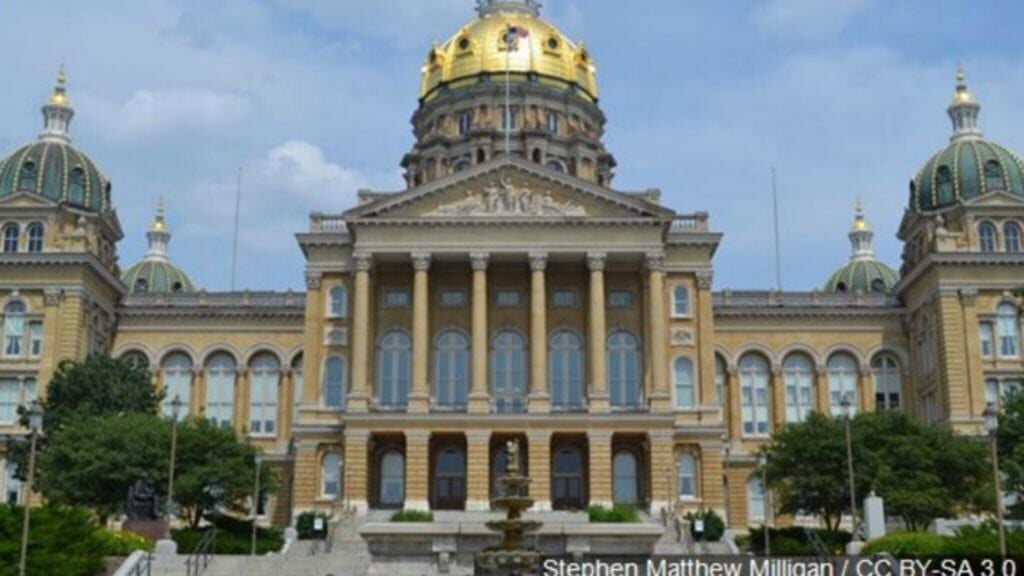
(468, 393, 491, 414)
(407, 393, 430, 414)
(528, 394, 550, 414)
(346, 393, 370, 414)
(589, 394, 610, 414)
(649, 392, 672, 413)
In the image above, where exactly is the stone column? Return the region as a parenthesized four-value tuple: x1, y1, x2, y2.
(700, 443, 726, 520)
(469, 253, 491, 414)
(466, 431, 491, 511)
(588, 252, 609, 413)
(235, 369, 250, 437)
(409, 252, 432, 413)
(648, 431, 675, 513)
(588, 431, 613, 507)
(343, 429, 370, 513)
(527, 431, 552, 511)
(529, 252, 550, 413)
(816, 365, 831, 415)
(727, 368, 742, 439)
(405, 431, 431, 510)
(348, 252, 372, 413)
(859, 363, 874, 414)
(647, 252, 671, 412)
(696, 273, 716, 409)
(771, 366, 785, 431)
(191, 368, 205, 419)
(292, 441, 319, 512)
(960, 290, 985, 420)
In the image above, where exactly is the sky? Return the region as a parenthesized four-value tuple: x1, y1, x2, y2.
(2, 0, 1024, 292)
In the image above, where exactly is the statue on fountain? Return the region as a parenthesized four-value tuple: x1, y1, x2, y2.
(476, 438, 543, 575)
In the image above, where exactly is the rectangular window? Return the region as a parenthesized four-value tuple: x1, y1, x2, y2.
(608, 290, 634, 308)
(980, 322, 995, 358)
(496, 290, 522, 308)
(382, 289, 410, 309)
(250, 372, 278, 436)
(500, 106, 520, 132)
(0, 379, 18, 423)
(5, 462, 21, 505)
(458, 111, 473, 136)
(29, 322, 42, 358)
(546, 112, 559, 135)
(440, 290, 467, 308)
(552, 289, 578, 308)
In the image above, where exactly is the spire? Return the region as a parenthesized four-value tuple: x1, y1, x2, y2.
(948, 63, 982, 142)
(849, 198, 875, 260)
(477, 0, 541, 17)
(144, 198, 172, 263)
(39, 64, 75, 143)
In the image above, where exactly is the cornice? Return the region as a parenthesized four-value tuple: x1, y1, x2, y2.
(347, 217, 667, 228)
(118, 291, 305, 319)
(0, 252, 127, 297)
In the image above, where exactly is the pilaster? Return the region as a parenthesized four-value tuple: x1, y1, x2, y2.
(858, 364, 874, 414)
(527, 430, 552, 511)
(466, 431, 491, 511)
(815, 366, 830, 415)
(648, 431, 674, 512)
(647, 253, 671, 412)
(588, 430, 613, 507)
(727, 368, 742, 440)
(529, 252, 550, 413)
(409, 252, 432, 413)
(303, 272, 323, 407)
(960, 289, 985, 420)
(344, 429, 371, 513)
(588, 252, 609, 413)
(770, 367, 785, 430)
(696, 272, 716, 413)
(405, 431, 431, 510)
(469, 253, 491, 414)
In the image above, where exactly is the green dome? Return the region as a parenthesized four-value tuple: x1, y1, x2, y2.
(0, 140, 111, 213)
(910, 139, 1024, 212)
(122, 260, 196, 294)
(823, 259, 899, 294)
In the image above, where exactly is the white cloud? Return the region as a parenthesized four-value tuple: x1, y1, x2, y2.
(750, 0, 871, 39)
(113, 89, 251, 138)
(271, 0, 469, 48)
(264, 140, 369, 199)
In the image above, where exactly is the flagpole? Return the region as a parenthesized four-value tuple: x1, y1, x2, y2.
(772, 167, 783, 291)
(505, 26, 512, 157)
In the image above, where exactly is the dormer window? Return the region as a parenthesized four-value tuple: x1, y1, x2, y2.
(985, 160, 1004, 193)
(69, 167, 86, 204)
(936, 166, 954, 204)
(135, 278, 149, 293)
(19, 161, 36, 187)
(172, 282, 184, 293)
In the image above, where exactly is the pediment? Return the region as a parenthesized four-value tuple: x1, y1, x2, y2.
(346, 157, 672, 222)
(962, 190, 1024, 208)
(0, 191, 58, 209)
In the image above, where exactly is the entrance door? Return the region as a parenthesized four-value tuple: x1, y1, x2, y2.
(433, 446, 466, 510)
(552, 447, 585, 510)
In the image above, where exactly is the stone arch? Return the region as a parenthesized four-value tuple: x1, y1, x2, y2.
(241, 343, 288, 366)
(777, 343, 822, 368)
(113, 344, 156, 366)
(732, 344, 779, 371)
(198, 343, 243, 366)
(156, 343, 198, 366)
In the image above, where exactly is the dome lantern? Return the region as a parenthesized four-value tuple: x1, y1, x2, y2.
(121, 199, 197, 294)
(40, 64, 75, 144)
(145, 198, 171, 263)
(948, 64, 982, 142)
(823, 201, 899, 294)
(477, 0, 542, 17)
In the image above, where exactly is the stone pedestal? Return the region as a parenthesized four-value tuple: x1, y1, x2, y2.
(123, 519, 169, 544)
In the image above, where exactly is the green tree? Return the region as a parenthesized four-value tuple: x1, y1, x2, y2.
(997, 390, 1024, 518)
(0, 505, 107, 576)
(42, 355, 160, 433)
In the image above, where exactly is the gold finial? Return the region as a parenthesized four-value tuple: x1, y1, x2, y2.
(952, 62, 975, 105)
(47, 63, 70, 107)
(852, 197, 869, 232)
(150, 197, 167, 232)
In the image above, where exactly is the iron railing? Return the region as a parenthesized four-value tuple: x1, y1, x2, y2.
(185, 529, 217, 576)
(125, 551, 152, 576)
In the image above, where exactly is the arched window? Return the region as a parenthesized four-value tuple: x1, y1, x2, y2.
(205, 353, 236, 429)
(607, 331, 641, 410)
(377, 331, 411, 409)
(985, 160, 1004, 192)
(872, 354, 901, 411)
(161, 353, 192, 420)
(783, 354, 814, 422)
(739, 354, 770, 436)
(827, 353, 859, 416)
(673, 357, 695, 409)
(69, 168, 86, 204)
(936, 166, 954, 204)
(997, 304, 1020, 358)
(328, 286, 347, 318)
(677, 453, 697, 499)
(1005, 223, 1022, 253)
(435, 331, 469, 409)
(433, 445, 466, 510)
(322, 453, 341, 498)
(121, 351, 150, 370)
(379, 450, 405, 508)
(491, 331, 527, 413)
(714, 355, 726, 406)
(549, 330, 584, 410)
(979, 222, 997, 253)
(672, 286, 690, 317)
(249, 354, 280, 436)
(2, 224, 19, 253)
(747, 476, 766, 522)
(292, 354, 304, 416)
(552, 446, 584, 510)
(3, 302, 26, 358)
(322, 355, 347, 410)
(613, 451, 639, 505)
(26, 223, 43, 253)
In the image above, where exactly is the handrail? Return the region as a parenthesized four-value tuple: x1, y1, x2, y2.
(804, 526, 830, 558)
(185, 529, 217, 576)
(124, 551, 152, 576)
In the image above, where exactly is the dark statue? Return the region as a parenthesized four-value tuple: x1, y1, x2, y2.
(126, 479, 159, 521)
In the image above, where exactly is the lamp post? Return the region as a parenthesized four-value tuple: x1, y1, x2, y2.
(758, 450, 770, 557)
(722, 442, 731, 531)
(165, 395, 182, 536)
(984, 402, 1007, 557)
(18, 400, 43, 576)
(251, 452, 263, 556)
(841, 393, 859, 541)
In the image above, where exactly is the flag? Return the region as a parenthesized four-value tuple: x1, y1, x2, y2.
(502, 24, 529, 52)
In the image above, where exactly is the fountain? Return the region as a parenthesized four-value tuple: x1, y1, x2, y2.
(476, 439, 543, 575)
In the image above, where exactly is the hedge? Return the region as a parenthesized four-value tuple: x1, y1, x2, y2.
(588, 505, 639, 523)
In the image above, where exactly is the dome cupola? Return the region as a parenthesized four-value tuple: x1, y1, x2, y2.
(0, 67, 112, 213)
(121, 199, 197, 294)
(909, 66, 1024, 212)
(823, 201, 899, 294)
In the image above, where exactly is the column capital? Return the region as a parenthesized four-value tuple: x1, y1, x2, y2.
(959, 289, 979, 306)
(411, 251, 432, 271)
(304, 272, 323, 290)
(529, 252, 549, 271)
(586, 252, 607, 271)
(43, 288, 62, 307)
(353, 252, 374, 272)
(470, 252, 490, 271)
(696, 271, 714, 290)
(645, 252, 666, 272)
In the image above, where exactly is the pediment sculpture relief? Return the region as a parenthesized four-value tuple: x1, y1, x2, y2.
(427, 177, 587, 217)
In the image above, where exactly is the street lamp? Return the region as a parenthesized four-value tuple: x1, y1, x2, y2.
(251, 452, 264, 556)
(165, 395, 182, 536)
(758, 450, 770, 557)
(722, 442, 731, 532)
(983, 402, 1007, 557)
(18, 400, 43, 576)
(841, 393, 859, 542)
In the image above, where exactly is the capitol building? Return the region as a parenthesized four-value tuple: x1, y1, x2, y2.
(2, 0, 1023, 531)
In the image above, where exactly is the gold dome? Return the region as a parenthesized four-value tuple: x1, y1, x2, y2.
(420, 9, 597, 102)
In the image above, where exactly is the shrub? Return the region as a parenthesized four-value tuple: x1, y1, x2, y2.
(747, 526, 851, 556)
(862, 532, 949, 557)
(97, 529, 153, 556)
(390, 509, 434, 522)
(864, 525, 1024, 557)
(587, 505, 638, 523)
(172, 514, 284, 555)
(685, 510, 725, 542)
(296, 511, 333, 539)
(0, 504, 107, 576)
